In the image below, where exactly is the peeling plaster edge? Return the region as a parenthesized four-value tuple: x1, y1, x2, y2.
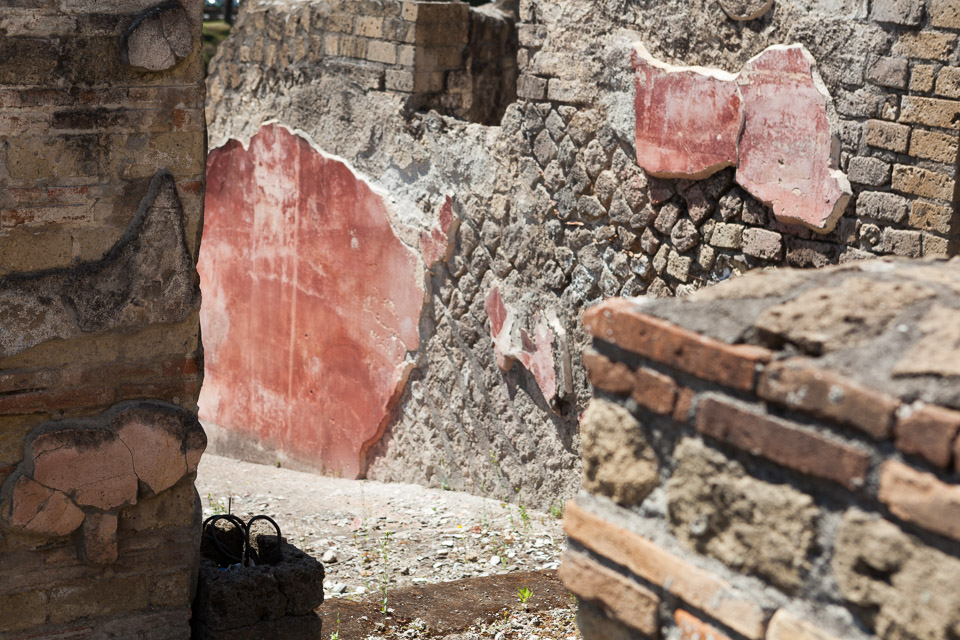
(631, 42, 739, 82)
(208, 120, 431, 254)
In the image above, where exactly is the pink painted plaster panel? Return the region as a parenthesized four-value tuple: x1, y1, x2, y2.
(736, 45, 851, 232)
(199, 124, 424, 478)
(631, 42, 851, 233)
(632, 44, 742, 179)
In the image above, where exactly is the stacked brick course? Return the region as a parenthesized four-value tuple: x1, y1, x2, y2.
(565, 258, 960, 639)
(0, 0, 206, 637)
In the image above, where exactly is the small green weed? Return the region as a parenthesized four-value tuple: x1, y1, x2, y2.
(518, 586, 532, 604)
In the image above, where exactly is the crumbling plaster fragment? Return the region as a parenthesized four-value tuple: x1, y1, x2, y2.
(632, 43, 851, 233)
(0, 402, 206, 563)
(484, 285, 572, 402)
(0, 170, 199, 359)
(123, 2, 194, 72)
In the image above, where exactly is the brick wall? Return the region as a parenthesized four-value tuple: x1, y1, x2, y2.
(565, 258, 960, 639)
(206, 0, 516, 125)
(0, 0, 206, 637)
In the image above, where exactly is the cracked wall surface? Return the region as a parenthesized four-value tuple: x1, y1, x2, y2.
(0, 0, 206, 637)
(205, 0, 960, 508)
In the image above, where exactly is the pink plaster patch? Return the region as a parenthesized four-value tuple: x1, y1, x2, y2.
(7, 475, 85, 537)
(31, 428, 138, 511)
(484, 287, 562, 401)
(632, 44, 742, 179)
(518, 317, 558, 401)
(420, 196, 459, 266)
(116, 418, 187, 495)
(736, 45, 851, 231)
(631, 42, 851, 233)
(199, 124, 424, 478)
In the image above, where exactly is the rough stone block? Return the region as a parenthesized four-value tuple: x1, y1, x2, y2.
(922, 231, 951, 257)
(910, 63, 936, 92)
(865, 120, 910, 153)
(857, 190, 909, 223)
(517, 74, 547, 100)
(710, 222, 744, 249)
(908, 128, 958, 163)
(882, 228, 923, 256)
(834, 509, 960, 638)
(893, 32, 957, 61)
(696, 395, 871, 489)
(847, 156, 891, 186)
(879, 460, 960, 541)
(366, 39, 397, 65)
(742, 227, 783, 260)
(910, 199, 954, 233)
(900, 95, 960, 129)
(892, 164, 955, 200)
(871, 0, 924, 24)
(0, 588, 47, 633)
(667, 438, 819, 592)
(559, 549, 659, 635)
(579, 399, 659, 506)
(930, 0, 960, 28)
(866, 56, 909, 88)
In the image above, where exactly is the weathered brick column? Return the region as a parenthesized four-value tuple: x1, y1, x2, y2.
(0, 1, 206, 637)
(562, 258, 960, 639)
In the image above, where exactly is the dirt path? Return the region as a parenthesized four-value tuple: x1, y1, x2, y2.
(195, 454, 580, 639)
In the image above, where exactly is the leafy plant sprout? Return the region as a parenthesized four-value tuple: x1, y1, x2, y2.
(518, 586, 533, 604)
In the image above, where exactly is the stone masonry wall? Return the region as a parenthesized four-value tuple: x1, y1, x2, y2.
(565, 258, 960, 639)
(0, 1, 206, 638)
(204, 0, 960, 509)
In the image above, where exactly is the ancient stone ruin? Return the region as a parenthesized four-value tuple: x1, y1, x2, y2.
(1, 0, 960, 637)
(0, 0, 206, 637)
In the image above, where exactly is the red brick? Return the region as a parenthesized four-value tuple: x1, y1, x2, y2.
(878, 460, 960, 541)
(583, 349, 636, 394)
(758, 360, 898, 440)
(564, 500, 766, 639)
(558, 549, 659, 635)
(895, 404, 960, 468)
(584, 299, 771, 391)
(675, 609, 732, 640)
(696, 396, 871, 490)
(673, 387, 696, 424)
(632, 366, 678, 415)
(0, 386, 115, 415)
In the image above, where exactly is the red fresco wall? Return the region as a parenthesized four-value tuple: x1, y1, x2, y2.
(199, 124, 424, 478)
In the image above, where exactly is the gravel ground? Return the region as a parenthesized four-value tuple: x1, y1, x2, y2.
(195, 454, 580, 639)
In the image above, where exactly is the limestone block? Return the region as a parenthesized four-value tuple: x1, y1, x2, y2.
(833, 509, 960, 638)
(579, 399, 659, 506)
(718, 0, 774, 21)
(667, 438, 819, 592)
